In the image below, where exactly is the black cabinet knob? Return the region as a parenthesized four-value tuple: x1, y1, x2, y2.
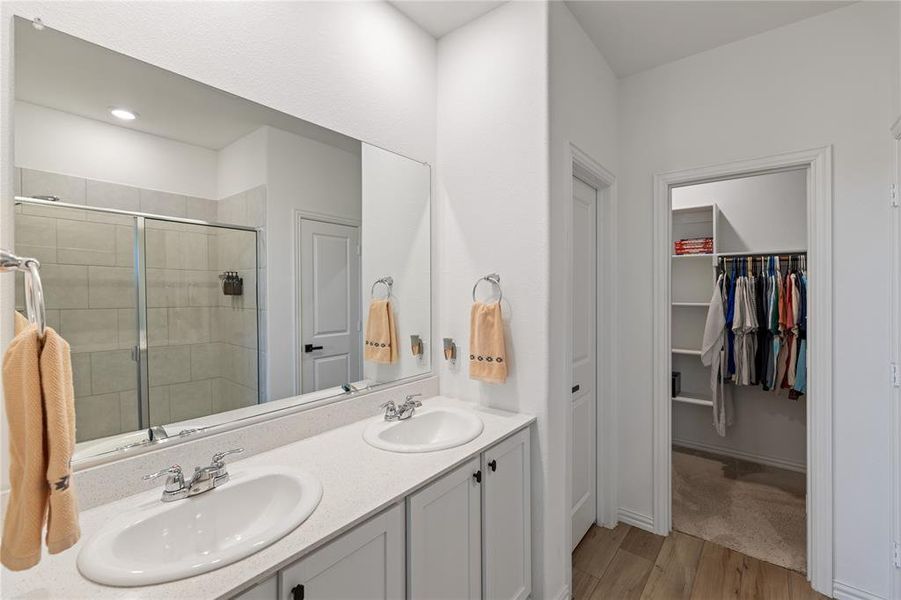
(473, 470, 482, 484)
(291, 584, 305, 600)
(488, 459, 497, 472)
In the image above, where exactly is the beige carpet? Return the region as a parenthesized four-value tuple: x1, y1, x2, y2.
(672, 447, 807, 573)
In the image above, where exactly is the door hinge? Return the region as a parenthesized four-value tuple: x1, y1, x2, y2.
(892, 184, 899, 207)
(131, 346, 139, 362)
(893, 541, 901, 568)
(892, 362, 900, 388)
(356, 243, 361, 256)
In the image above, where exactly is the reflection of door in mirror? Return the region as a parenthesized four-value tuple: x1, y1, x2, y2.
(298, 218, 362, 394)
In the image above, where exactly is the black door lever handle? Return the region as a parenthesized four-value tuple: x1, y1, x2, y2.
(304, 344, 324, 353)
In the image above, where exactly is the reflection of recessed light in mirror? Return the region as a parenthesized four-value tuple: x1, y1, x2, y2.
(109, 107, 138, 121)
(32, 18, 44, 31)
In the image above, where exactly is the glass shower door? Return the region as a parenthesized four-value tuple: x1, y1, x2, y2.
(142, 218, 259, 427)
(14, 202, 141, 443)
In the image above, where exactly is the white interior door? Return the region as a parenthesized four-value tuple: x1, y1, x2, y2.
(571, 175, 598, 549)
(299, 218, 361, 394)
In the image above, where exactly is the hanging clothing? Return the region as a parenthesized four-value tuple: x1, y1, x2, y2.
(701, 274, 733, 437)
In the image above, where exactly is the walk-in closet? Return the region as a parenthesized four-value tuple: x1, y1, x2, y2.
(670, 169, 809, 573)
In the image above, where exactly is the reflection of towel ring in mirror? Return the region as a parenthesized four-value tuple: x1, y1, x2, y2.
(472, 273, 502, 303)
(371, 276, 394, 299)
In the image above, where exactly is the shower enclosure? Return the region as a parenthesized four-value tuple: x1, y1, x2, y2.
(14, 197, 260, 443)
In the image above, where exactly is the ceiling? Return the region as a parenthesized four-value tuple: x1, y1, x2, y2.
(390, 1, 852, 77)
(565, 1, 854, 77)
(389, 1, 505, 37)
(14, 17, 358, 152)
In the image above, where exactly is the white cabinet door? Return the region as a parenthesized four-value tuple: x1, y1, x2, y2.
(279, 503, 404, 600)
(407, 457, 482, 600)
(482, 429, 531, 600)
(231, 575, 278, 600)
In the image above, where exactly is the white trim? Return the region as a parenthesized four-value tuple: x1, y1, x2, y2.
(566, 142, 618, 531)
(651, 147, 834, 593)
(672, 438, 806, 473)
(891, 118, 901, 600)
(552, 585, 572, 600)
(833, 580, 889, 600)
(617, 507, 655, 532)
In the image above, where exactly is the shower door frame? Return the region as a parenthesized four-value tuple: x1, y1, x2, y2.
(14, 196, 261, 431)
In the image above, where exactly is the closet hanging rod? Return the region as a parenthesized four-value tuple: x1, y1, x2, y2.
(715, 249, 807, 257)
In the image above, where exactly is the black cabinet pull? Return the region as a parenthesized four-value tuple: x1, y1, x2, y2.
(572, 384, 580, 393)
(291, 584, 305, 600)
(473, 470, 482, 483)
(488, 459, 497, 472)
(304, 344, 323, 353)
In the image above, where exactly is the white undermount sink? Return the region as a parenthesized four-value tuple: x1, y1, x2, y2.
(77, 466, 322, 587)
(363, 406, 484, 453)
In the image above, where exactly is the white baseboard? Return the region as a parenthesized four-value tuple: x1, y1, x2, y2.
(673, 437, 807, 473)
(552, 584, 572, 600)
(833, 580, 887, 600)
(617, 507, 655, 531)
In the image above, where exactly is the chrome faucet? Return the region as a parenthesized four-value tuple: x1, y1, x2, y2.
(143, 448, 244, 502)
(397, 394, 423, 420)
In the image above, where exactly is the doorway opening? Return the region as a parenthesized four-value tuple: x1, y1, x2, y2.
(650, 147, 833, 594)
(669, 169, 808, 572)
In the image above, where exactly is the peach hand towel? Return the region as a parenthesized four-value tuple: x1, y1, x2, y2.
(40, 326, 80, 554)
(1, 313, 47, 570)
(469, 302, 507, 384)
(364, 299, 398, 364)
(1, 313, 80, 571)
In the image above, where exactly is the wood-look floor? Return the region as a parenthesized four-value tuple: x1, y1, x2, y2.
(572, 524, 829, 600)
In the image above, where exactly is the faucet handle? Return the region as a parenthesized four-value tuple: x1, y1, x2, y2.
(404, 393, 423, 406)
(143, 465, 184, 492)
(380, 400, 397, 409)
(211, 448, 244, 466)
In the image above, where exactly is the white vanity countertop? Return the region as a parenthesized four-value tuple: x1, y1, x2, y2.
(1, 396, 534, 599)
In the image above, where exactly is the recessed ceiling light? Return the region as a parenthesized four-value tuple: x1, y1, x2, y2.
(109, 107, 138, 121)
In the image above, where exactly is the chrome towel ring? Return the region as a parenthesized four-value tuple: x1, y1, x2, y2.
(1, 248, 46, 338)
(472, 273, 502, 303)
(371, 276, 394, 299)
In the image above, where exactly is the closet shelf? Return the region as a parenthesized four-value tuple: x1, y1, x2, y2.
(672, 395, 714, 407)
(672, 302, 710, 307)
(671, 253, 713, 259)
(672, 348, 702, 356)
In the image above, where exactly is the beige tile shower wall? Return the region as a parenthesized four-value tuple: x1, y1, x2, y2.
(13, 167, 245, 441)
(216, 185, 266, 404)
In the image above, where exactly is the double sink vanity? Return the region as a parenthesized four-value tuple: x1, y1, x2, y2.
(5, 395, 534, 599)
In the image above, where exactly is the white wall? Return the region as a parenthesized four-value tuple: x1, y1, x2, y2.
(265, 126, 362, 400)
(0, 0, 435, 497)
(617, 3, 898, 596)
(217, 126, 268, 200)
(673, 169, 808, 253)
(15, 101, 218, 198)
(436, 1, 552, 596)
(548, 1, 619, 593)
(361, 143, 431, 383)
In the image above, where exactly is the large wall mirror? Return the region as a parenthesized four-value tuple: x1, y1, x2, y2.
(9, 17, 431, 464)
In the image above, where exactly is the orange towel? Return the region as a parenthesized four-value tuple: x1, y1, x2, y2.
(1, 313, 80, 571)
(364, 299, 398, 364)
(469, 302, 507, 384)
